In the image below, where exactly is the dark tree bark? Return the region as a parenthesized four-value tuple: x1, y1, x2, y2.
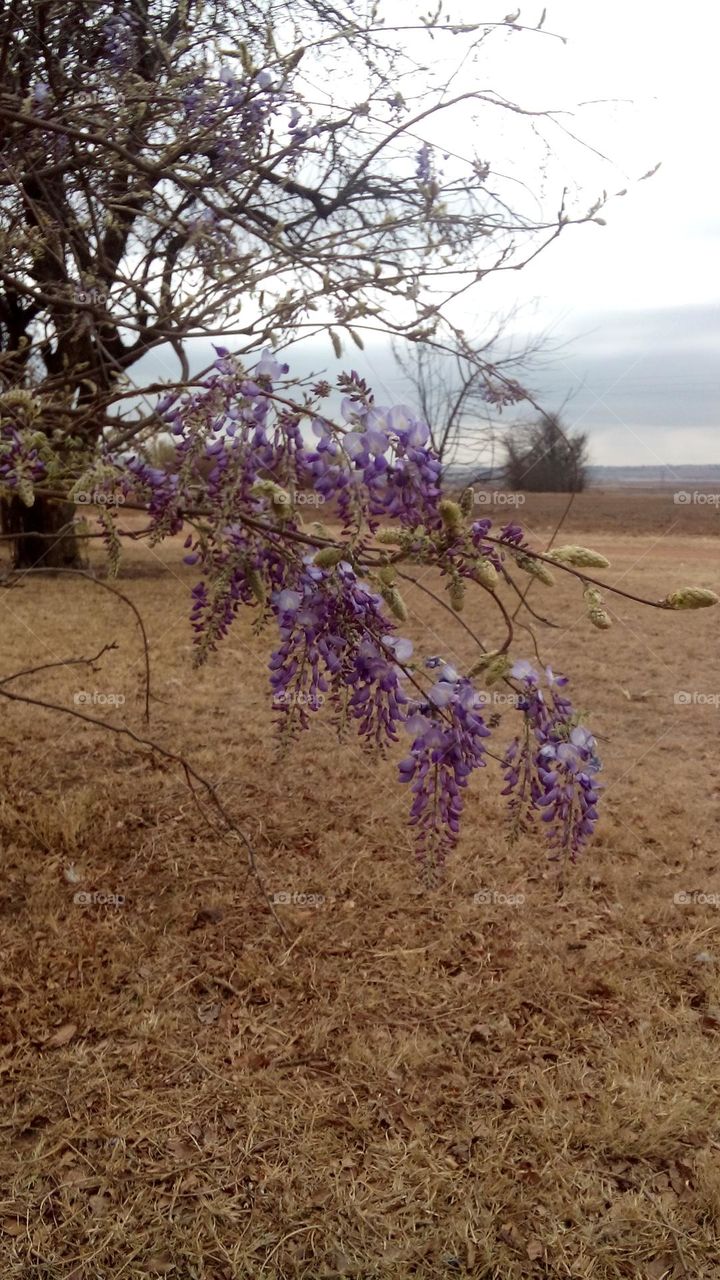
(0, 495, 86, 569)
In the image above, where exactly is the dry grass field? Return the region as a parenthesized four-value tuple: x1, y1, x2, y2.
(1, 490, 719, 1279)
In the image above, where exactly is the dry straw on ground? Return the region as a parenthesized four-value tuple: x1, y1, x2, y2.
(1, 496, 719, 1278)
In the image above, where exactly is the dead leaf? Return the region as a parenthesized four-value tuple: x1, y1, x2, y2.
(87, 1193, 111, 1216)
(499, 1222, 524, 1250)
(644, 1258, 674, 1279)
(197, 1002, 220, 1024)
(526, 1238, 544, 1261)
(146, 1252, 174, 1274)
(0, 1218, 25, 1236)
(44, 1022, 77, 1049)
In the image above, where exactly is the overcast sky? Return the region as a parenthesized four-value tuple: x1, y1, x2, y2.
(138, 2, 718, 466)
(424, 0, 720, 465)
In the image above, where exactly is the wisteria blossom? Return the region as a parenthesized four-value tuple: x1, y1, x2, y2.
(501, 661, 601, 861)
(4, 348, 716, 875)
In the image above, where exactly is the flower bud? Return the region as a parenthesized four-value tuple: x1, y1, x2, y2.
(459, 487, 474, 516)
(548, 544, 610, 569)
(513, 551, 554, 586)
(380, 584, 407, 621)
(314, 546, 345, 569)
(439, 499, 463, 534)
(583, 583, 611, 629)
(378, 565, 395, 586)
(375, 527, 403, 545)
(248, 568, 265, 604)
(447, 578, 465, 612)
(470, 557, 498, 591)
(662, 587, 720, 610)
(468, 651, 511, 684)
(485, 653, 513, 686)
(251, 478, 293, 519)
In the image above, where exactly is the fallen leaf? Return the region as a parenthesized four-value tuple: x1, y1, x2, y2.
(196, 1002, 220, 1024)
(499, 1222, 524, 1250)
(526, 1238, 544, 1261)
(0, 1218, 24, 1236)
(44, 1023, 77, 1049)
(644, 1258, 674, 1279)
(146, 1252, 174, 1274)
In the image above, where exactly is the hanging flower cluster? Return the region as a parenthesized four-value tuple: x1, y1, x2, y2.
(20, 347, 716, 874)
(0, 392, 51, 507)
(501, 661, 602, 862)
(399, 660, 492, 869)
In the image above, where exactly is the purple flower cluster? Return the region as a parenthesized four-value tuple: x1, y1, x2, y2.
(125, 456, 183, 536)
(0, 422, 47, 503)
(181, 64, 290, 184)
(269, 561, 408, 745)
(102, 11, 140, 71)
(306, 400, 441, 531)
(102, 352, 607, 871)
(416, 143, 432, 183)
(399, 660, 491, 870)
(502, 660, 601, 860)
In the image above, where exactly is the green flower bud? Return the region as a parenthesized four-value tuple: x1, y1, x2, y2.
(251, 478, 293, 518)
(247, 568, 266, 604)
(17, 476, 35, 507)
(380, 584, 407, 621)
(548, 544, 610, 569)
(485, 653, 513, 686)
(513, 551, 554, 586)
(468, 651, 511, 684)
(439, 499, 463, 534)
(374, 527, 403, 545)
(470, 557, 499, 591)
(459, 486, 474, 516)
(314, 546, 345, 569)
(443, 568, 466, 611)
(378, 564, 395, 586)
(662, 587, 720, 610)
(583, 583, 611, 629)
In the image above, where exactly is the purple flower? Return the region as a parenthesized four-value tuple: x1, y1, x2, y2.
(400, 672, 491, 871)
(502, 663, 601, 860)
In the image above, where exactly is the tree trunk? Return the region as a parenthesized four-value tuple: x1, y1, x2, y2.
(0, 494, 87, 570)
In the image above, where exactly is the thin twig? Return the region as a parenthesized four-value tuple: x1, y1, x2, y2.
(7, 568, 152, 722)
(0, 642, 118, 687)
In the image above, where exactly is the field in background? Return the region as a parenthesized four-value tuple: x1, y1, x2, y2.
(1, 491, 719, 1278)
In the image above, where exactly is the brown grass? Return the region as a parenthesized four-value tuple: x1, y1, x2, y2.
(1, 498, 719, 1278)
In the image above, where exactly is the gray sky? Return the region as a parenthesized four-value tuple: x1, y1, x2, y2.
(137, 2, 719, 466)
(428, 0, 720, 464)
